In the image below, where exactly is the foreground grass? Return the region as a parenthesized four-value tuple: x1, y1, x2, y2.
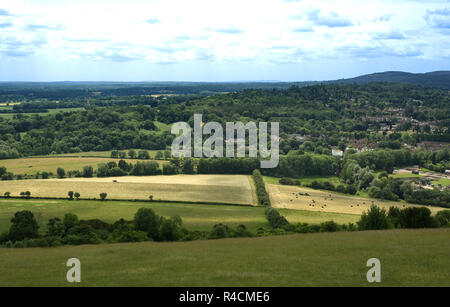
(0, 228, 448, 286)
(0, 198, 359, 234)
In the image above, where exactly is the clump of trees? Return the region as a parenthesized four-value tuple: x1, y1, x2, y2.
(357, 205, 450, 230)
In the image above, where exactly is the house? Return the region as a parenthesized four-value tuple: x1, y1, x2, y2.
(332, 149, 343, 157)
(445, 170, 450, 176)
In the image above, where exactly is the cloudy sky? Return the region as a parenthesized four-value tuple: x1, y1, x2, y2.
(1, 0, 450, 81)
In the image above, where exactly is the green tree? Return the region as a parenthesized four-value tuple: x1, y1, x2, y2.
(74, 192, 80, 200)
(57, 167, 66, 179)
(68, 191, 74, 200)
(128, 149, 136, 159)
(134, 208, 160, 240)
(357, 205, 391, 230)
(9, 210, 39, 241)
(100, 192, 107, 201)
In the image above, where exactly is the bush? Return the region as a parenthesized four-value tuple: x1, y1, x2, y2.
(63, 213, 79, 230)
(0, 231, 9, 244)
(209, 224, 232, 239)
(64, 224, 100, 245)
(109, 224, 147, 243)
(320, 220, 340, 232)
(99, 192, 107, 200)
(279, 178, 300, 185)
(265, 207, 289, 228)
(357, 205, 391, 230)
(434, 210, 450, 227)
(159, 216, 184, 241)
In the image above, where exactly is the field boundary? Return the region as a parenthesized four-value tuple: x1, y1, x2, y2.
(0, 196, 254, 207)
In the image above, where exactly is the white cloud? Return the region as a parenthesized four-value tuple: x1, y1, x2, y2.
(0, 0, 450, 80)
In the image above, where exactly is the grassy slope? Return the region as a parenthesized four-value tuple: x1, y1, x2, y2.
(0, 228, 448, 286)
(0, 198, 359, 234)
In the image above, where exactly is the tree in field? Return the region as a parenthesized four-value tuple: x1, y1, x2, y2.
(110, 150, 119, 158)
(9, 210, 39, 241)
(20, 192, 25, 198)
(74, 192, 80, 200)
(134, 208, 159, 240)
(68, 191, 74, 200)
(149, 195, 153, 201)
(82, 166, 94, 177)
(41, 171, 49, 179)
(57, 167, 66, 179)
(128, 150, 136, 159)
(4, 192, 10, 198)
(100, 192, 107, 201)
(24, 191, 31, 199)
(138, 150, 150, 159)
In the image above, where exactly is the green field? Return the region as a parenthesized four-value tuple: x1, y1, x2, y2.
(0, 228, 448, 286)
(0, 198, 359, 234)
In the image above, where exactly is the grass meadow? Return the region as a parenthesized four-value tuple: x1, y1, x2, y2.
(0, 228, 448, 286)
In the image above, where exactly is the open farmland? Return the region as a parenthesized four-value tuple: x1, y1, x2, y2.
(267, 184, 443, 215)
(0, 198, 359, 234)
(0, 228, 448, 286)
(0, 157, 165, 175)
(0, 175, 256, 205)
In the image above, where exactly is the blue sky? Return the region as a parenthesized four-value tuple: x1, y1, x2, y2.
(1, 0, 450, 81)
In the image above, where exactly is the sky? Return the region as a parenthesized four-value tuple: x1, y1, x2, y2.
(1, 0, 450, 81)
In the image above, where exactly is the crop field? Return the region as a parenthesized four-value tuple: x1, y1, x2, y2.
(0, 228, 448, 286)
(0, 175, 256, 205)
(0, 198, 359, 234)
(267, 184, 443, 215)
(0, 157, 165, 175)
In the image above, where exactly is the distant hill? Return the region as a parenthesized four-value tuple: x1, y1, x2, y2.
(328, 71, 450, 89)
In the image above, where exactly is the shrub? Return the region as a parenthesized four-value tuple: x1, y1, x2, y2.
(357, 205, 391, 230)
(47, 218, 65, 237)
(320, 220, 340, 232)
(434, 210, 450, 227)
(99, 192, 107, 200)
(159, 216, 184, 241)
(63, 213, 79, 231)
(64, 224, 100, 245)
(279, 178, 300, 185)
(265, 207, 289, 228)
(209, 224, 232, 239)
(109, 224, 147, 243)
